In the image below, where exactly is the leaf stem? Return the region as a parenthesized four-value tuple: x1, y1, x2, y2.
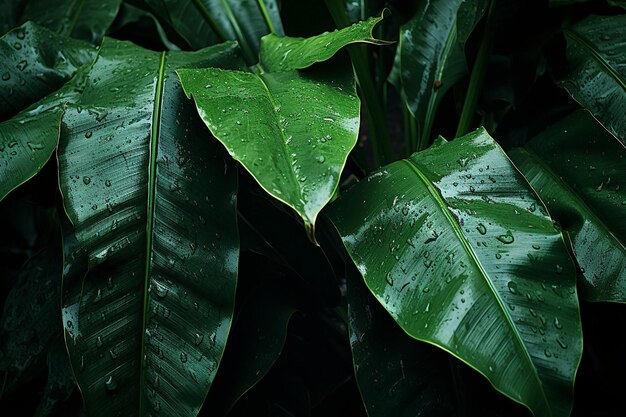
(256, 0, 277, 34)
(455, 0, 497, 137)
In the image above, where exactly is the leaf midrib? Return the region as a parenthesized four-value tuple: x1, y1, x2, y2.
(564, 29, 626, 92)
(401, 158, 551, 414)
(138, 50, 167, 416)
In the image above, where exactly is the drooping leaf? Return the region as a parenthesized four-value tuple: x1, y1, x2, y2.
(144, 0, 283, 64)
(0, 22, 96, 120)
(0, 245, 63, 393)
(178, 64, 360, 240)
(347, 268, 458, 417)
(390, 0, 487, 146)
(57, 38, 243, 417)
(205, 281, 298, 416)
(328, 128, 582, 417)
(559, 14, 626, 143)
(509, 110, 626, 303)
(0, 0, 122, 43)
(259, 14, 390, 72)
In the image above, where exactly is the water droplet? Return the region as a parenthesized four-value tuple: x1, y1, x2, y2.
(532, 244, 540, 250)
(507, 281, 518, 294)
(496, 231, 514, 244)
(476, 223, 486, 235)
(155, 285, 168, 298)
(194, 333, 204, 345)
(105, 375, 117, 391)
(109, 349, 118, 359)
(1, 72, 10, 81)
(85, 131, 92, 138)
(385, 273, 394, 286)
(27, 142, 44, 151)
(316, 155, 325, 163)
(544, 348, 552, 358)
(96, 336, 103, 348)
(83, 176, 91, 185)
(424, 259, 432, 268)
(600, 34, 610, 41)
(16, 60, 27, 71)
(556, 264, 563, 274)
(105, 179, 111, 187)
(422, 287, 430, 293)
(554, 317, 562, 329)
(154, 401, 161, 413)
(495, 253, 502, 259)
(180, 352, 188, 363)
(556, 336, 568, 349)
(205, 84, 212, 88)
(93, 289, 102, 303)
(457, 157, 468, 167)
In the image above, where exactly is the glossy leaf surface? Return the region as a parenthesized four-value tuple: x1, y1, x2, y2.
(58, 39, 243, 417)
(178, 66, 360, 238)
(0, 22, 95, 120)
(347, 269, 458, 417)
(259, 14, 390, 72)
(559, 14, 626, 143)
(145, 0, 283, 64)
(1, 0, 122, 43)
(390, 0, 487, 144)
(328, 129, 582, 417)
(509, 110, 626, 303)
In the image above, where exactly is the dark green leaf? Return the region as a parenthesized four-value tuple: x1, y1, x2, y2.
(259, 14, 390, 72)
(1, 0, 122, 43)
(0, 22, 96, 120)
(58, 39, 243, 417)
(144, 0, 283, 64)
(390, 0, 487, 147)
(509, 110, 626, 303)
(178, 65, 360, 240)
(34, 336, 76, 417)
(559, 14, 626, 143)
(328, 129, 582, 417)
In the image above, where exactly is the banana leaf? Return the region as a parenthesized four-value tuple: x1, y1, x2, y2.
(509, 110, 625, 303)
(57, 38, 243, 417)
(328, 128, 582, 417)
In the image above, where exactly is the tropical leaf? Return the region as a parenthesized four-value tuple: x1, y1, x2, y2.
(57, 38, 243, 417)
(259, 14, 390, 72)
(328, 128, 582, 417)
(0, 0, 122, 43)
(509, 110, 626, 303)
(347, 268, 458, 417)
(144, 0, 283, 64)
(0, 22, 96, 120)
(34, 336, 76, 417)
(559, 14, 626, 143)
(390, 0, 487, 148)
(204, 281, 297, 416)
(178, 64, 359, 240)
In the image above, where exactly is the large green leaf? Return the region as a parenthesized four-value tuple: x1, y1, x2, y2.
(178, 65, 360, 240)
(0, 22, 95, 120)
(259, 14, 390, 72)
(0, 0, 122, 43)
(145, 0, 283, 64)
(559, 14, 626, 144)
(58, 38, 243, 417)
(328, 129, 582, 417)
(390, 0, 487, 147)
(34, 335, 76, 417)
(509, 110, 626, 303)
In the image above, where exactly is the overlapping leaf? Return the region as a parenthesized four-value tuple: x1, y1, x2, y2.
(510, 110, 626, 303)
(390, 0, 487, 146)
(58, 39, 243, 417)
(328, 129, 582, 417)
(559, 14, 626, 143)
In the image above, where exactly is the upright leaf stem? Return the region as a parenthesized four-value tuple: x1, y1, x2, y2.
(456, 0, 497, 137)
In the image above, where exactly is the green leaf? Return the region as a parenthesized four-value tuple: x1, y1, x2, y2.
(347, 268, 458, 417)
(34, 336, 76, 417)
(0, 22, 96, 120)
(1, 0, 122, 43)
(390, 0, 487, 148)
(144, 0, 283, 64)
(205, 281, 297, 416)
(259, 14, 390, 72)
(57, 38, 243, 417)
(509, 110, 626, 303)
(328, 128, 582, 417)
(559, 14, 626, 144)
(178, 65, 360, 240)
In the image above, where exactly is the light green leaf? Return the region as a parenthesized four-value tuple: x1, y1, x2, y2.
(559, 14, 626, 143)
(0, 22, 96, 120)
(58, 38, 243, 417)
(145, 0, 283, 64)
(390, 0, 487, 146)
(178, 66, 360, 240)
(328, 128, 582, 417)
(1, 0, 122, 43)
(509, 110, 626, 303)
(259, 14, 390, 72)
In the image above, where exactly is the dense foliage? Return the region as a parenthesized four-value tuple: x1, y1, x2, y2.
(0, 1, 624, 416)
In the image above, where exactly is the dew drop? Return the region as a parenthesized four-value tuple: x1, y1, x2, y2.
(105, 375, 117, 391)
(105, 179, 112, 187)
(85, 131, 93, 138)
(476, 223, 487, 235)
(556, 336, 568, 349)
(556, 264, 563, 274)
(96, 336, 103, 348)
(554, 316, 562, 329)
(194, 333, 204, 345)
(180, 352, 188, 363)
(83, 176, 91, 185)
(496, 231, 514, 244)
(507, 281, 518, 294)
(2, 72, 10, 81)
